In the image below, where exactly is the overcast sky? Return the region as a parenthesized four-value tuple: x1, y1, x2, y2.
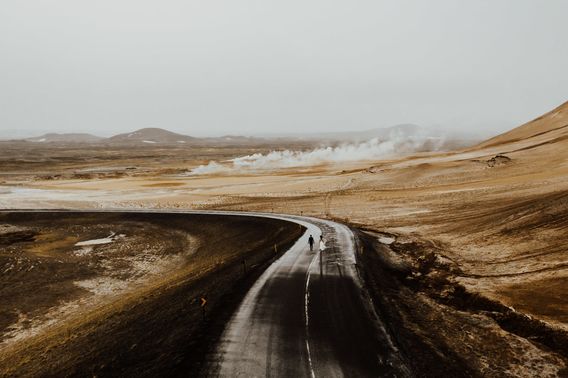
(0, 0, 566, 138)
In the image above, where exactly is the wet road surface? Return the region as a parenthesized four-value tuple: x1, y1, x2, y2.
(204, 214, 409, 377)
(4, 209, 408, 377)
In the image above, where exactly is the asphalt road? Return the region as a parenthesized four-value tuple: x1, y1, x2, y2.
(3, 209, 408, 377)
(203, 213, 410, 377)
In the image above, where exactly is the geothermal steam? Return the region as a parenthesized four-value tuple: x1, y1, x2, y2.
(191, 132, 444, 175)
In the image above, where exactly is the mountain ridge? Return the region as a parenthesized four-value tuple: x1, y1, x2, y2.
(10, 123, 484, 149)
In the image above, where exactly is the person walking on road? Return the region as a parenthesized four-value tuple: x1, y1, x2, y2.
(319, 234, 326, 252)
(308, 235, 315, 251)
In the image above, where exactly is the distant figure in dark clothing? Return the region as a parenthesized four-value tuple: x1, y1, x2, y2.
(308, 235, 315, 251)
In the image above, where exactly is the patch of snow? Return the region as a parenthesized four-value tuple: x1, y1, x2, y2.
(378, 236, 395, 245)
(75, 277, 130, 295)
(75, 232, 125, 246)
(1, 301, 84, 346)
(74, 246, 94, 256)
(0, 245, 187, 349)
(142, 140, 157, 144)
(177, 140, 186, 143)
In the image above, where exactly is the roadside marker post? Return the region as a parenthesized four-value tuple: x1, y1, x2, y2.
(200, 296, 207, 320)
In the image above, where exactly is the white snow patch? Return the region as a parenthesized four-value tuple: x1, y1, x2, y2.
(75, 277, 130, 295)
(378, 237, 396, 245)
(0, 248, 186, 349)
(142, 140, 157, 144)
(74, 246, 94, 256)
(75, 232, 125, 247)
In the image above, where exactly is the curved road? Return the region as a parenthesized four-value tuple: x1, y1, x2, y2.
(4, 209, 408, 377)
(201, 212, 409, 377)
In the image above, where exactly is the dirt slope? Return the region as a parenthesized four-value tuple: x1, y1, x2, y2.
(474, 100, 568, 150)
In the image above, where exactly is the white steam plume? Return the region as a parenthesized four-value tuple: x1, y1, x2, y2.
(190, 132, 445, 175)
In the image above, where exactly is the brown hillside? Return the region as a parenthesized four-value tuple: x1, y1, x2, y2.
(475, 100, 568, 150)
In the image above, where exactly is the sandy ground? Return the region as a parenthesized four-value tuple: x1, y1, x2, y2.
(3, 154, 566, 330)
(1, 101, 567, 376)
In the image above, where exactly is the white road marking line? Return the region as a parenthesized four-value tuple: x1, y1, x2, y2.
(305, 243, 320, 378)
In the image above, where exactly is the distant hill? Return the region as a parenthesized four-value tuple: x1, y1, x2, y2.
(106, 128, 198, 144)
(14, 122, 484, 150)
(16, 128, 272, 146)
(26, 133, 103, 143)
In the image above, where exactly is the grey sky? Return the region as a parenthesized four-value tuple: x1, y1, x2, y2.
(1, 0, 566, 138)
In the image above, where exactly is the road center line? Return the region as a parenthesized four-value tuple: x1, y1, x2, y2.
(304, 241, 320, 378)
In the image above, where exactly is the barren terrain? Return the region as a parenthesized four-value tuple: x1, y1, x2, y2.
(1, 102, 568, 376)
(0, 211, 303, 376)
